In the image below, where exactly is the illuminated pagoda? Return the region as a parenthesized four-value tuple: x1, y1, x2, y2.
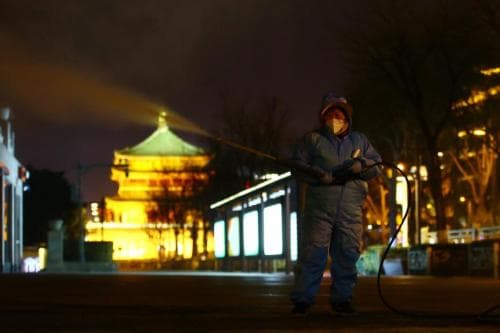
(86, 112, 213, 263)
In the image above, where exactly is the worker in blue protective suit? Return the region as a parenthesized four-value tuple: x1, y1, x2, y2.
(290, 93, 382, 315)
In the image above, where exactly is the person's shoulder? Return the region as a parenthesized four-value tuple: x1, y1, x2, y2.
(349, 131, 376, 147)
(350, 130, 369, 141)
(301, 129, 323, 144)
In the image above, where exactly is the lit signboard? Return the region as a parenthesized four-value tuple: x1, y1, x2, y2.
(290, 212, 298, 261)
(263, 203, 283, 255)
(227, 216, 240, 256)
(214, 220, 225, 258)
(243, 210, 259, 256)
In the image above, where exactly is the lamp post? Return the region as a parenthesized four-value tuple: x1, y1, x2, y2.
(410, 156, 428, 246)
(76, 163, 129, 262)
(413, 159, 421, 246)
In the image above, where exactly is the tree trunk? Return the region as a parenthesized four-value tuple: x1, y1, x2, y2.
(192, 223, 198, 258)
(471, 200, 492, 228)
(425, 144, 448, 243)
(174, 229, 179, 259)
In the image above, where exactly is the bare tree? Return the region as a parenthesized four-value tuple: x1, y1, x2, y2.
(209, 94, 294, 201)
(145, 185, 186, 261)
(475, 0, 500, 46)
(146, 167, 212, 263)
(335, 0, 498, 242)
(449, 138, 496, 227)
(451, 55, 499, 227)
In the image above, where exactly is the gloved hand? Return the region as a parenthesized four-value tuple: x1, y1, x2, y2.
(331, 159, 355, 178)
(330, 158, 365, 184)
(350, 159, 364, 173)
(311, 166, 333, 184)
(318, 172, 333, 184)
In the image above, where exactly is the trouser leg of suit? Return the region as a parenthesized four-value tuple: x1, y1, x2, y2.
(290, 207, 333, 305)
(329, 197, 363, 304)
(290, 245, 328, 305)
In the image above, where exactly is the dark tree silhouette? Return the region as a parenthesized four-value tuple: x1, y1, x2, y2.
(23, 166, 78, 246)
(145, 166, 212, 262)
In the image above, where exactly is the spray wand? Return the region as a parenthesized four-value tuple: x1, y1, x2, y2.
(161, 110, 324, 177)
(211, 136, 326, 178)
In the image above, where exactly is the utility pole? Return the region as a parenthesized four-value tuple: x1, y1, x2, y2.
(77, 163, 85, 262)
(414, 155, 422, 245)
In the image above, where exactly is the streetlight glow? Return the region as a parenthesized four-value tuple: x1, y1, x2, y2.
(467, 151, 476, 158)
(472, 128, 486, 136)
(480, 67, 500, 76)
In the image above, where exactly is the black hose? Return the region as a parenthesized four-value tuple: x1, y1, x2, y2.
(370, 161, 500, 322)
(211, 135, 499, 322)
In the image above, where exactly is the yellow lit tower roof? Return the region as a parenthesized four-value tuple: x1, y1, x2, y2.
(110, 112, 211, 196)
(118, 112, 205, 156)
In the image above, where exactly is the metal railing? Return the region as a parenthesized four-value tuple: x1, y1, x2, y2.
(423, 226, 500, 244)
(478, 226, 500, 240)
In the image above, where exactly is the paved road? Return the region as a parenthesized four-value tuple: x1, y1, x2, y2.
(0, 272, 498, 332)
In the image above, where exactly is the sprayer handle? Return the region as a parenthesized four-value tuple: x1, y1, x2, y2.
(277, 159, 327, 179)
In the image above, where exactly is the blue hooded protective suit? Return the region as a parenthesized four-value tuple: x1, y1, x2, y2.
(290, 96, 381, 306)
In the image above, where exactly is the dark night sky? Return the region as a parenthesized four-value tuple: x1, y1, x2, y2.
(0, 0, 354, 201)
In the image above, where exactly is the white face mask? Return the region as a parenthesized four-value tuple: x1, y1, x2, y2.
(327, 119, 347, 135)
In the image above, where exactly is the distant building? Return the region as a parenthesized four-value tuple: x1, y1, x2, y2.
(86, 112, 214, 262)
(0, 107, 27, 272)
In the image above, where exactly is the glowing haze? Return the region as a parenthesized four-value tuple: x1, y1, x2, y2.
(0, 0, 348, 201)
(0, 48, 209, 137)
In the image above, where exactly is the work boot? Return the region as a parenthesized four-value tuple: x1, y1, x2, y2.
(331, 301, 357, 316)
(291, 302, 310, 316)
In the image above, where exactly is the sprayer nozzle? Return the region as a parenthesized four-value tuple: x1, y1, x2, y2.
(352, 148, 361, 159)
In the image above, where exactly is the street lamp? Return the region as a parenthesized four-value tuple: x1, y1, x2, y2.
(409, 156, 428, 245)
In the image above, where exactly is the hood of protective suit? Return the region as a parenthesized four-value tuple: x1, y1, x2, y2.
(319, 94, 353, 135)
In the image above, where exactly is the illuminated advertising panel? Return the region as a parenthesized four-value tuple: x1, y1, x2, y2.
(214, 220, 225, 258)
(396, 176, 409, 247)
(227, 216, 240, 256)
(263, 203, 283, 255)
(243, 210, 259, 256)
(290, 212, 298, 261)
